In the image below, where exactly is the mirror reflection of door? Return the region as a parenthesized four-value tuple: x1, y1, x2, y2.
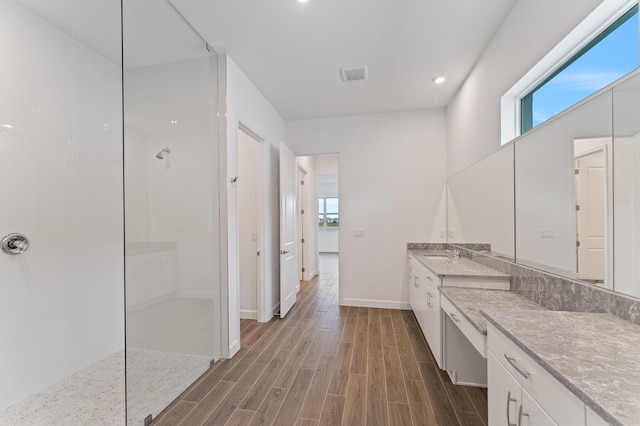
(575, 147, 606, 283)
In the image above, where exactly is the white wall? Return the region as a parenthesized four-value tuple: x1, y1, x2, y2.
(225, 55, 288, 355)
(0, 1, 123, 409)
(124, 57, 220, 301)
(612, 74, 640, 297)
(515, 90, 612, 273)
(238, 128, 259, 319)
(448, 145, 514, 256)
(446, 0, 602, 176)
(288, 109, 447, 309)
(315, 154, 340, 175)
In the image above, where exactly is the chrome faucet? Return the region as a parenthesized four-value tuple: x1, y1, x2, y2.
(447, 249, 461, 258)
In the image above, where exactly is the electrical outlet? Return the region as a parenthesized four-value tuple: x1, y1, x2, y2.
(354, 229, 365, 238)
(540, 229, 555, 239)
(439, 230, 446, 239)
(447, 230, 454, 239)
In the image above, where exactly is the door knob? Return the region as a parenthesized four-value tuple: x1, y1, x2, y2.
(280, 249, 290, 255)
(1, 233, 30, 255)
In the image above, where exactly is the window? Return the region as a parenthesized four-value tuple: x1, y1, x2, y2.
(318, 197, 339, 228)
(521, 4, 639, 134)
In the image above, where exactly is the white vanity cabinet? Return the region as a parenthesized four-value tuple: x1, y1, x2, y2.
(586, 407, 610, 426)
(488, 351, 557, 426)
(408, 254, 442, 368)
(487, 323, 586, 426)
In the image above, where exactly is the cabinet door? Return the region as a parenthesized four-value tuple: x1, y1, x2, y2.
(586, 406, 609, 426)
(488, 351, 521, 426)
(425, 280, 443, 368)
(408, 264, 416, 311)
(520, 389, 558, 426)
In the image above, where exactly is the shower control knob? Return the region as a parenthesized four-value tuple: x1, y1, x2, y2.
(1, 233, 30, 255)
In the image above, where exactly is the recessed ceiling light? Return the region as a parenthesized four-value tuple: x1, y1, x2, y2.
(171, 120, 178, 124)
(433, 76, 446, 84)
(296, 0, 309, 3)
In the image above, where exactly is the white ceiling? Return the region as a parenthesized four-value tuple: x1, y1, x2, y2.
(13, 0, 122, 65)
(12, 0, 518, 121)
(173, 0, 518, 120)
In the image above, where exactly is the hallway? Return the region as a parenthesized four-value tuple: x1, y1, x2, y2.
(153, 253, 487, 425)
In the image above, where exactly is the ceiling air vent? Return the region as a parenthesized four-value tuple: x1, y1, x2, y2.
(339, 65, 368, 83)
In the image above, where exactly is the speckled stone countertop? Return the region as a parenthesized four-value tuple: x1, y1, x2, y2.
(481, 309, 640, 426)
(439, 287, 544, 334)
(408, 249, 511, 279)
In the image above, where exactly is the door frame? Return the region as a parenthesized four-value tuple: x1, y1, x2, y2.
(236, 121, 268, 323)
(294, 151, 341, 304)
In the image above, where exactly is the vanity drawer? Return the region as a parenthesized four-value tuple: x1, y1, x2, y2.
(487, 323, 585, 426)
(409, 255, 440, 285)
(440, 295, 486, 357)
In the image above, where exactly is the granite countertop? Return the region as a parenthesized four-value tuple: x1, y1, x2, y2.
(439, 287, 544, 334)
(408, 249, 510, 279)
(481, 309, 640, 426)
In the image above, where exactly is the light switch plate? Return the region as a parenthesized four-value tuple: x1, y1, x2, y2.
(354, 229, 365, 238)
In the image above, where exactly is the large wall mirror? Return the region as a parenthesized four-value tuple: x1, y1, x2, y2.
(447, 144, 514, 259)
(447, 69, 640, 300)
(515, 89, 613, 287)
(613, 73, 640, 297)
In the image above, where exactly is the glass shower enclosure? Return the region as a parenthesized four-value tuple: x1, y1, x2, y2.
(123, 0, 222, 423)
(0, 0, 222, 424)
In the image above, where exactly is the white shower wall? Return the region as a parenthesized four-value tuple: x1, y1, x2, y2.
(0, 0, 124, 410)
(124, 57, 220, 302)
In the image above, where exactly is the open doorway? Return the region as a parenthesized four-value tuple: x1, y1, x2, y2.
(237, 126, 262, 323)
(296, 154, 340, 294)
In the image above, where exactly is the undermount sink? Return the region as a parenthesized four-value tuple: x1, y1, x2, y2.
(421, 255, 450, 260)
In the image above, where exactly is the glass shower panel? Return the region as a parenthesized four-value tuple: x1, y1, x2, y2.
(123, 0, 221, 423)
(0, 0, 125, 424)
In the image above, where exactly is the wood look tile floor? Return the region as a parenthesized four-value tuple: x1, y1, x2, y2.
(153, 254, 487, 426)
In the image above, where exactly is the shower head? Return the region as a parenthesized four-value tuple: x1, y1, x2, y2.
(155, 147, 171, 159)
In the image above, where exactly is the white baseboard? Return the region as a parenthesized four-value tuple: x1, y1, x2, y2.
(229, 339, 240, 357)
(240, 309, 257, 320)
(304, 270, 319, 280)
(319, 250, 339, 253)
(174, 291, 215, 299)
(341, 297, 410, 310)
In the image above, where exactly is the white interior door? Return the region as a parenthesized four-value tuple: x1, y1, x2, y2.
(576, 149, 606, 280)
(238, 128, 259, 319)
(297, 168, 307, 281)
(279, 142, 298, 317)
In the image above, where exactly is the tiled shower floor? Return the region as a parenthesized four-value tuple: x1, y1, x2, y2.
(0, 349, 209, 426)
(0, 296, 215, 425)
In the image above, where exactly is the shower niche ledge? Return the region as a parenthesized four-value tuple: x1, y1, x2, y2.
(126, 242, 178, 309)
